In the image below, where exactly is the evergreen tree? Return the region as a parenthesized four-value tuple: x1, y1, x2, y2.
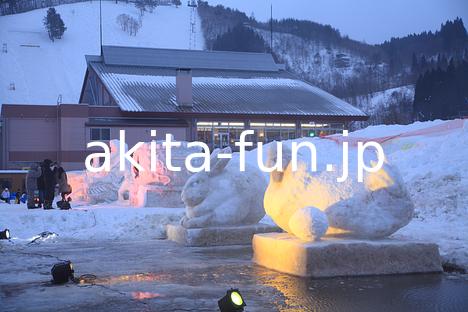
(411, 52, 418, 73)
(212, 24, 268, 53)
(172, 0, 181, 7)
(413, 60, 468, 120)
(43, 8, 66, 42)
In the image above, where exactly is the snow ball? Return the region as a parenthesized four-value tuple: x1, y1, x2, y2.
(288, 206, 329, 241)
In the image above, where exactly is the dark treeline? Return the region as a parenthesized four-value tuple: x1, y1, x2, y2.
(197, 0, 250, 50)
(411, 50, 468, 76)
(212, 24, 269, 53)
(380, 18, 468, 73)
(413, 59, 468, 120)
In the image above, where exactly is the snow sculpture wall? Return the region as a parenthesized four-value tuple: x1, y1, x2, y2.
(67, 139, 200, 207)
(180, 147, 268, 228)
(263, 139, 414, 240)
(128, 141, 202, 208)
(86, 140, 133, 204)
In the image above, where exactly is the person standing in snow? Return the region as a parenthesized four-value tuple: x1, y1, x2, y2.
(1, 188, 11, 204)
(56, 167, 72, 203)
(40, 159, 57, 209)
(26, 163, 42, 209)
(15, 189, 21, 204)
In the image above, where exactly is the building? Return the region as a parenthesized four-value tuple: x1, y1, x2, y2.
(1, 46, 367, 170)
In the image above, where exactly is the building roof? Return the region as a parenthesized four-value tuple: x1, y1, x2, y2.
(102, 45, 280, 72)
(84, 46, 367, 119)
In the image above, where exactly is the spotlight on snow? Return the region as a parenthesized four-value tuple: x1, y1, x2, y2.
(218, 288, 246, 312)
(0, 229, 10, 240)
(51, 261, 74, 284)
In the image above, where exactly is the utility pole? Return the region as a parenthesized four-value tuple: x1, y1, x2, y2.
(100, 0, 103, 55)
(270, 4, 273, 52)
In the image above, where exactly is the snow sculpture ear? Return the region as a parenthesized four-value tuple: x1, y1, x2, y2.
(267, 143, 291, 182)
(209, 146, 231, 176)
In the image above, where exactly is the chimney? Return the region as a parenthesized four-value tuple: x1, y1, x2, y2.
(176, 68, 193, 107)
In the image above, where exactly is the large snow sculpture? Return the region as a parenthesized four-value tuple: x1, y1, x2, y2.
(129, 141, 201, 207)
(86, 140, 133, 204)
(264, 140, 414, 240)
(180, 147, 267, 228)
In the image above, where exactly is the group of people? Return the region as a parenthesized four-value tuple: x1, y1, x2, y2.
(0, 188, 27, 204)
(25, 159, 72, 209)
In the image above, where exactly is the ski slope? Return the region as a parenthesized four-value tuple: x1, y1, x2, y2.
(0, 2, 204, 107)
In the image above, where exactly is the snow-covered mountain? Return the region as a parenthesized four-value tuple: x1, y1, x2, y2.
(256, 28, 390, 97)
(0, 2, 204, 106)
(348, 85, 415, 126)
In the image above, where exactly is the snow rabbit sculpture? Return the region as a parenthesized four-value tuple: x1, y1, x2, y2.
(180, 147, 267, 228)
(264, 141, 414, 241)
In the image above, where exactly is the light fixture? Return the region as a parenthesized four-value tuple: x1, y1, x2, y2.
(0, 229, 10, 240)
(51, 261, 74, 284)
(218, 288, 246, 312)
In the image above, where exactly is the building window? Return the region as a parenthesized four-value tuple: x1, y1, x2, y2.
(90, 128, 111, 141)
(250, 122, 296, 143)
(196, 122, 245, 150)
(301, 123, 344, 137)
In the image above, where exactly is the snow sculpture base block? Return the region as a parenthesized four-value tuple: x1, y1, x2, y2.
(145, 185, 184, 208)
(252, 233, 442, 277)
(167, 223, 281, 247)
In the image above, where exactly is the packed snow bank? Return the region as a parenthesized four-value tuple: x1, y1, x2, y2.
(373, 120, 468, 271)
(0, 2, 204, 106)
(0, 202, 184, 242)
(347, 119, 467, 220)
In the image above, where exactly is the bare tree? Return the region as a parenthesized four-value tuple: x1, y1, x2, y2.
(128, 17, 142, 36)
(116, 14, 141, 36)
(116, 14, 130, 32)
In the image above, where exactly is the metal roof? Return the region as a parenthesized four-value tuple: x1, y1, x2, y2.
(101, 46, 279, 72)
(89, 61, 367, 118)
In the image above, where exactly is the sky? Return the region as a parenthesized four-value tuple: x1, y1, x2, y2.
(207, 0, 468, 44)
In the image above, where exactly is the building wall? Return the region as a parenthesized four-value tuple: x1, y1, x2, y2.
(0, 172, 27, 192)
(85, 126, 187, 147)
(1, 104, 189, 171)
(6, 117, 58, 168)
(1, 103, 353, 170)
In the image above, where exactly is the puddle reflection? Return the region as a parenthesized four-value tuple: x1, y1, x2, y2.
(78, 268, 468, 311)
(131, 291, 165, 300)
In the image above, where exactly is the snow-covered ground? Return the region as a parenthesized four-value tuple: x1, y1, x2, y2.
(0, 2, 204, 106)
(0, 119, 467, 270)
(0, 202, 184, 241)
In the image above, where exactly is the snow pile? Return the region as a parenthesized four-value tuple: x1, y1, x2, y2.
(349, 119, 467, 220)
(0, 203, 184, 242)
(336, 119, 468, 270)
(0, 2, 204, 106)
